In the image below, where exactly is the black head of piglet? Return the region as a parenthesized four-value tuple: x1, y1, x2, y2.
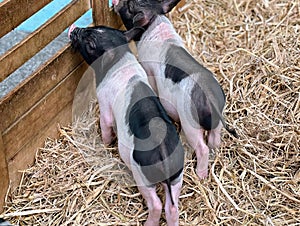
(114, 0, 181, 40)
(68, 25, 132, 77)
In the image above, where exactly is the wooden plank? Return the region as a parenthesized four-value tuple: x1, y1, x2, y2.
(0, 0, 91, 82)
(3, 62, 88, 161)
(0, 133, 9, 213)
(0, 0, 52, 39)
(92, 0, 122, 27)
(0, 45, 83, 133)
(7, 101, 73, 189)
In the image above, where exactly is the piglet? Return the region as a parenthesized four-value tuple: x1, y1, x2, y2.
(68, 24, 184, 226)
(114, 0, 238, 179)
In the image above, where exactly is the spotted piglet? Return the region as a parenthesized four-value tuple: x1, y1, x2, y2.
(68, 24, 184, 226)
(113, 0, 238, 179)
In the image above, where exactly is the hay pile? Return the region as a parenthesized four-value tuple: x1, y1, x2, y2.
(2, 0, 300, 225)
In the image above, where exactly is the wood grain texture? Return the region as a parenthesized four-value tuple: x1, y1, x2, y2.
(0, 0, 121, 207)
(0, 0, 52, 39)
(7, 101, 73, 189)
(0, 45, 83, 133)
(92, 0, 122, 27)
(3, 62, 88, 161)
(0, 134, 9, 213)
(0, 0, 91, 82)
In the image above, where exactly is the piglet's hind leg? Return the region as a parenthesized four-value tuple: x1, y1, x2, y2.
(182, 124, 209, 179)
(195, 133, 209, 179)
(208, 121, 222, 149)
(162, 178, 182, 226)
(138, 185, 162, 226)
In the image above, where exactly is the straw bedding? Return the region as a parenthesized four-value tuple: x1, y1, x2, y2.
(1, 0, 299, 225)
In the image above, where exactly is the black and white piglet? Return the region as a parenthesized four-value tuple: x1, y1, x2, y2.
(113, 0, 238, 179)
(68, 24, 184, 226)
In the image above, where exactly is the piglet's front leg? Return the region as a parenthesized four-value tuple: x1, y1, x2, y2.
(98, 98, 115, 145)
(99, 115, 114, 145)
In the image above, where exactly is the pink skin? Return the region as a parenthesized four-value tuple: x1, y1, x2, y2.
(112, 0, 119, 6)
(69, 25, 183, 224)
(96, 60, 182, 225)
(138, 186, 162, 226)
(68, 24, 77, 39)
(208, 122, 222, 149)
(136, 17, 223, 180)
(162, 178, 182, 225)
(132, 170, 182, 226)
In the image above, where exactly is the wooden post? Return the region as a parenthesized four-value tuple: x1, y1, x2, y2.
(92, 0, 122, 27)
(0, 133, 9, 213)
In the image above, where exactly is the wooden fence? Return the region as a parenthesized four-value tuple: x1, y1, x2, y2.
(0, 0, 121, 212)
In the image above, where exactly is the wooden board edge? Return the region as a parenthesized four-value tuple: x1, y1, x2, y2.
(92, 0, 122, 28)
(0, 0, 91, 82)
(0, 44, 84, 132)
(7, 101, 73, 190)
(0, 0, 52, 39)
(3, 61, 87, 161)
(0, 133, 9, 214)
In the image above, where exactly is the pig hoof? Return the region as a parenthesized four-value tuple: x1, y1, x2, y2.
(196, 168, 208, 179)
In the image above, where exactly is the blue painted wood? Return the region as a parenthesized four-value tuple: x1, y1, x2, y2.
(0, 0, 93, 32)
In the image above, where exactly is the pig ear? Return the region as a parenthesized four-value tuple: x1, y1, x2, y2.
(124, 27, 145, 41)
(160, 0, 181, 14)
(132, 10, 154, 27)
(86, 40, 97, 55)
